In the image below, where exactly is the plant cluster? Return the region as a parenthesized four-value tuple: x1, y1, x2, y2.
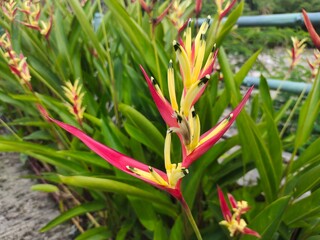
(0, 1, 320, 239)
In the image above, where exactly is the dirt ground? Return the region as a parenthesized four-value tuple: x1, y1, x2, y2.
(0, 152, 74, 240)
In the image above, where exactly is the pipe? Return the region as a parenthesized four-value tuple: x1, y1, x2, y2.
(242, 77, 312, 94)
(196, 12, 320, 28)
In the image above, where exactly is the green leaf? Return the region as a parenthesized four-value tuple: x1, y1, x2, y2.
(295, 69, 320, 148)
(169, 215, 183, 240)
(129, 196, 157, 231)
(293, 164, 320, 198)
(102, 0, 167, 82)
(31, 184, 59, 193)
(119, 104, 164, 157)
(218, 46, 279, 202)
(68, 0, 106, 61)
(259, 75, 274, 116)
(237, 114, 279, 202)
(75, 227, 112, 240)
(23, 130, 52, 140)
(261, 104, 283, 186)
(292, 137, 320, 173)
(45, 174, 176, 212)
(154, 219, 167, 240)
(242, 196, 290, 240)
(283, 189, 320, 226)
(40, 201, 106, 232)
(216, 1, 244, 46)
(0, 140, 84, 172)
(234, 49, 261, 87)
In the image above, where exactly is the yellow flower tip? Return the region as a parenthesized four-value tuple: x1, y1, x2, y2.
(168, 59, 173, 68)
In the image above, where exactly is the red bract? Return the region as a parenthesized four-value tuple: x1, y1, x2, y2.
(302, 9, 320, 50)
(38, 106, 186, 201)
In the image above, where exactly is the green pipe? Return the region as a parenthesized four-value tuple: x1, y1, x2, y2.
(242, 77, 312, 94)
(236, 12, 320, 27)
(196, 12, 320, 28)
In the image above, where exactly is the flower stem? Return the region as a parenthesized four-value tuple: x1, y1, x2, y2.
(180, 197, 202, 240)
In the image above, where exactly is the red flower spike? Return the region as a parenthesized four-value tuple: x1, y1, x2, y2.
(39, 107, 188, 200)
(302, 9, 320, 50)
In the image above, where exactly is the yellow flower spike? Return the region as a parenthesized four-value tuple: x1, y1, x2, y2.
(192, 34, 206, 83)
(164, 129, 173, 171)
(188, 110, 200, 151)
(185, 19, 192, 60)
(168, 60, 179, 112)
(63, 79, 86, 124)
(194, 16, 210, 59)
(199, 113, 233, 145)
(173, 40, 192, 89)
(180, 75, 209, 117)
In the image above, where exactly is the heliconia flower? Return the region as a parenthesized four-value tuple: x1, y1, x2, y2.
(2, 0, 17, 21)
(141, 19, 253, 166)
(215, 0, 237, 20)
(0, 32, 32, 90)
(302, 9, 320, 50)
(168, 0, 192, 31)
(18, 0, 52, 39)
(287, 36, 308, 70)
(62, 79, 86, 127)
(38, 105, 188, 201)
(217, 186, 261, 238)
(142, 65, 252, 167)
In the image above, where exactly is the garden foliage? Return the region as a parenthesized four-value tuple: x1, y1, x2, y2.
(0, 0, 319, 239)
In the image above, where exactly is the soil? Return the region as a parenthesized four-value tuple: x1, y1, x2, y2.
(0, 152, 74, 240)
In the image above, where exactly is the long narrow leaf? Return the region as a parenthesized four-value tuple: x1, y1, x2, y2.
(40, 201, 106, 232)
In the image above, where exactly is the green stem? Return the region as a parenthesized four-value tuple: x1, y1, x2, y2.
(180, 197, 202, 240)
